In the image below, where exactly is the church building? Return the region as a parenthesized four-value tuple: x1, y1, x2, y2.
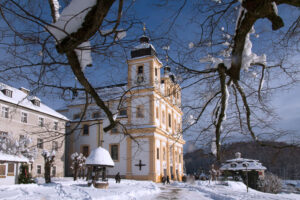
(59, 35, 185, 182)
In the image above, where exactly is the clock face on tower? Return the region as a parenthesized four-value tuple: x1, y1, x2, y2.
(137, 74, 144, 84)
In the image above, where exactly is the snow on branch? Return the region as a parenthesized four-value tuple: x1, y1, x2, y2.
(48, 0, 97, 41)
(0, 134, 37, 161)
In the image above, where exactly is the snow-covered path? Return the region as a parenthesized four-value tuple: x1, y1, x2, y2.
(1, 178, 300, 200)
(151, 181, 300, 200)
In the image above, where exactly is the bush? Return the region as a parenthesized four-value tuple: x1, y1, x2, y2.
(18, 164, 35, 184)
(258, 172, 282, 194)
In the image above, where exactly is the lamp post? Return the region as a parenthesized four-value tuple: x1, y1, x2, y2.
(246, 164, 249, 193)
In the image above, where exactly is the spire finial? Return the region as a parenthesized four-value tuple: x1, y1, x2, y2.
(143, 23, 146, 35)
(162, 45, 170, 64)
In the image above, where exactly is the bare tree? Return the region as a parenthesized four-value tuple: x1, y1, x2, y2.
(0, 0, 139, 141)
(155, 0, 300, 161)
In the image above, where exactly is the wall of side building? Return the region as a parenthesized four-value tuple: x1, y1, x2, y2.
(0, 100, 66, 177)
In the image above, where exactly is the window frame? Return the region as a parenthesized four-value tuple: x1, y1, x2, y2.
(92, 112, 100, 119)
(52, 141, 58, 151)
(7, 163, 14, 176)
(38, 117, 44, 127)
(21, 112, 28, 123)
(52, 166, 56, 177)
(54, 121, 58, 130)
(110, 144, 119, 162)
(81, 145, 90, 157)
(119, 108, 127, 117)
(37, 165, 42, 175)
(1, 106, 9, 118)
(137, 66, 143, 74)
(168, 113, 172, 128)
(82, 124, 89, 135)
(37, 138, 43, 149)
(136, 105, 144, 118)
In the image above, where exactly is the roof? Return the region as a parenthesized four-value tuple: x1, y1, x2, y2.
(220, 152, 266, 171)
(0, 152, 29, 163)
(64, 83, 127, 107)
(0, 83, 68, 120)
(85, 147, 114, 167)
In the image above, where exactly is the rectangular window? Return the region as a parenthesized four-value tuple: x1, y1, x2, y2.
(54, 122, 58, 130)
(119, 108, 127, 116)
(155, 68, 158, 76)
(37, 138, 43, 149)
(38, 117, 44, 127)
(0, 131, 8, 139)
(21, 112, 28, 123)
(82, 145, 89, 157)
(168, 114, 172, 128)
(110, 144, 119, 161)
(7, 163, 14, 176)
(0, 165, 6, 177)
(92, 112, 100, 118)
(137, 66, 143, 74)
(52, 141, 58, 151)
(73, 113, 80, 120)
(83, 124, 89, 135)
(136, 106, 144, 118)
(157, 148, 159, 160)
(52, 166, 56, 177)
(162, 111, 165, 124)
(111, 125, 119, 134)
(37, 165, 41, 175)
(19, 135, 24, 141)
(1, 107, 9, 118)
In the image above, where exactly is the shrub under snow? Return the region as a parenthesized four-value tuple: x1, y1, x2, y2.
(258, 172, 282, 194)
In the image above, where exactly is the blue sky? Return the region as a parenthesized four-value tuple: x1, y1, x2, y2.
(1, 0, 299, 147)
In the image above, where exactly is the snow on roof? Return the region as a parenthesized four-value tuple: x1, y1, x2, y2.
(220, 152, 266, 171)
(65, 84, 127, 106)
(85, 147, 114, 167)
(0, 152, 29, 163)
(133, 43, 156, 51)
(0, 83, 68, 120)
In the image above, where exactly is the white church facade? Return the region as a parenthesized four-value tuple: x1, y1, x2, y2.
(59, 35, 185, 182)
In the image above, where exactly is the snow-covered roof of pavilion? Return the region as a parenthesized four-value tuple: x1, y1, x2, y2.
(0, 83, 68, 120)
(220, 152, 266, 171)
(0, 152, 29, 163)
(85, 147, 114, 167)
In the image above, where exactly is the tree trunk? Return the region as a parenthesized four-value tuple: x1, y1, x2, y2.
(44, 162, 51, 183)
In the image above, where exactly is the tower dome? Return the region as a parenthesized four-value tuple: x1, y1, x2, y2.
(131, 35, 156, 58)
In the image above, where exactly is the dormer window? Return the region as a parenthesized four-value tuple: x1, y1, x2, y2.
(2, 89, 12, 97)
(30, 96, 41, 107)
(33, 100, 40, 106)
(138, 66, 143, 74)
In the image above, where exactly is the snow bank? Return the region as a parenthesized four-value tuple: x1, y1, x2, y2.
(0, 178, 160, 200)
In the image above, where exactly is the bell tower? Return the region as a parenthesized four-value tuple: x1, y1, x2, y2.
(127, 33, 162, 89)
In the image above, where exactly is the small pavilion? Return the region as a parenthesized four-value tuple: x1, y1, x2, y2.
(85, 147, 114, 189)
(220, 152, 266, 189)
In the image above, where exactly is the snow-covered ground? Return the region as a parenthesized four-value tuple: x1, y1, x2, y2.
(0, 178, 300, 200)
